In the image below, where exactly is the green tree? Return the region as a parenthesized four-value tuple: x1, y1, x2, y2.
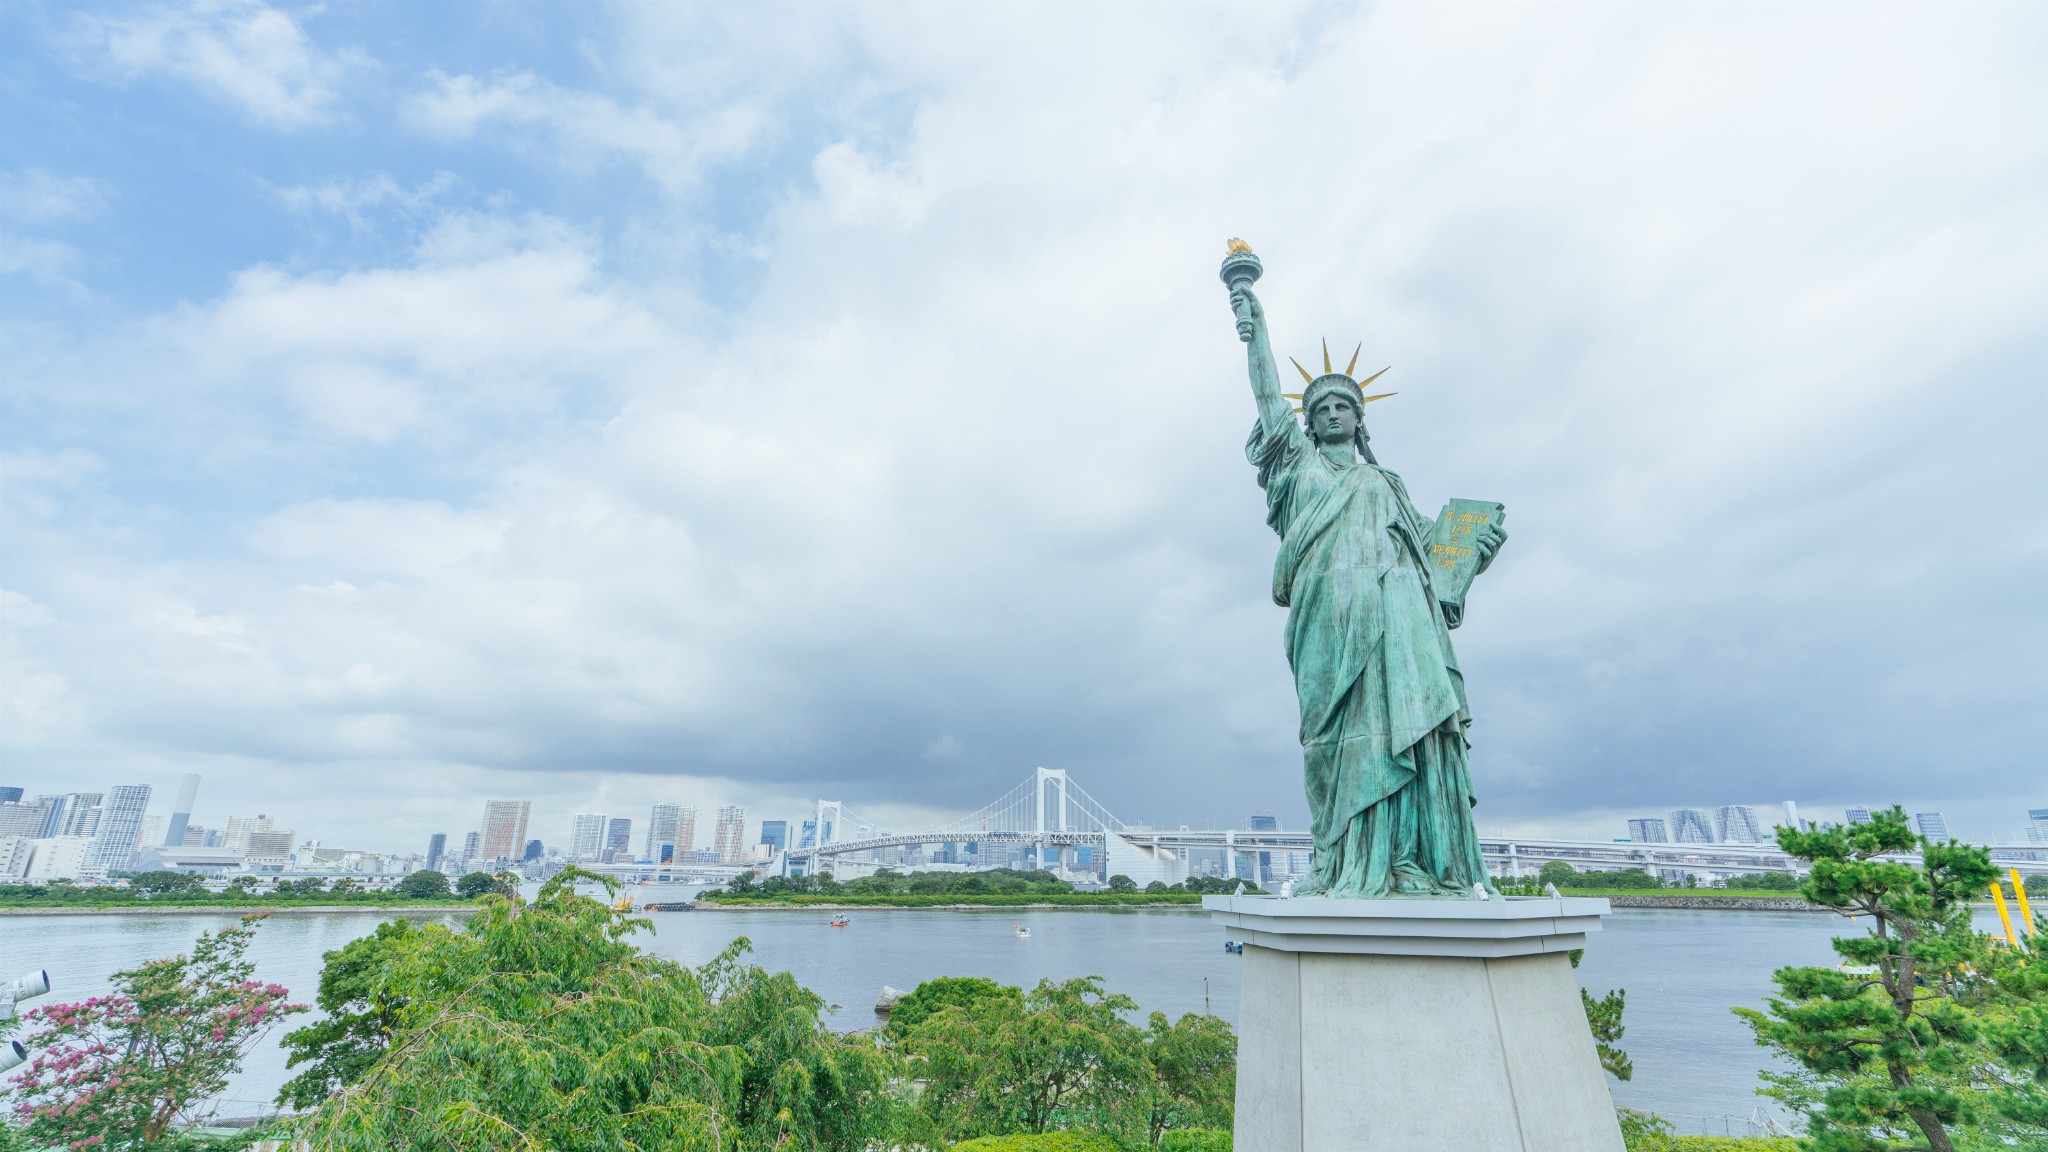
(276, 919, 425, 1110)
(454, 870, 515, 898)
(1734, 806, 2003, 1152)
(287, 869, 902, 1151)
(393, 869, 450, 898)
(906, 976, 1152, 1141)
(885, 975, 1022, 1040)
(1138, 1010, 1236, 1143)
(1536, 860, 1577, 888)
(128, 870, 204, 896)
(7, 915, 306, 1151)
(1108, 874, 1137, 892)
(1569, 949, 1632, 1082)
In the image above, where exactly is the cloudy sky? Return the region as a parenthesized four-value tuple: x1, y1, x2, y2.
(2, 2, 2044, 853)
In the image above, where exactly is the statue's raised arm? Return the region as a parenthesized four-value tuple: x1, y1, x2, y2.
(1222, 242, 1296, 439)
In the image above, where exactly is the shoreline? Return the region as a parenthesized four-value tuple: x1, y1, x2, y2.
(1601, 894, 1823, 911)
(688, 900, 1205, 912)
(690, 893, 1834, 913)
(0, 903, 480, 917)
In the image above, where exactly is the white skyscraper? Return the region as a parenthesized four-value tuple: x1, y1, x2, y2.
(479, 800, 531, 862)
(84, 785, 151, 872)
(1627, 818, 1669, 844)
(569, 813, 610, 860)
(713, 806, 746, 864)
(1668, 808, 1717, 844)
(1716, 806, 1764, 844)
(1911, 812, 1951, 842)
(57, 793, 104, 838)
(645, 804, 683, 862)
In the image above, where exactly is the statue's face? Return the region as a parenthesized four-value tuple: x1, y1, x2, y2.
(1310, 394, 1360, 447)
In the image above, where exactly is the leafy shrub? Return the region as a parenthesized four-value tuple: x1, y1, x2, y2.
(1157, 1126, 1231, 1151)
(394, 869, 451, 897)
(284, 869, 902, 1151)
(948, 1133, 1129, 1152)
(901, 974, 1233, 1147)
(886, 975, 1021, 1039)
(1720, 872, 1801, 891)
(128, 869, 206, 895)
(454, 870, 515, 898)
(1624, 1138, 1801, 1151)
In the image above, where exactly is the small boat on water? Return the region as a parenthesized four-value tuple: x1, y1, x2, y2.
(1013, 924, 1031, 939)
(830, 914, 851, 927)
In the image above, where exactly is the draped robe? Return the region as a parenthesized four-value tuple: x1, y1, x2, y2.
(1249, 418, 1492, 898)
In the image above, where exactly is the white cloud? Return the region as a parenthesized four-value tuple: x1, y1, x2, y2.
(403, 69, 770, 196)
(270, 171, 458, 230)
(8, 5, 2048, 850)
(0, 168, 115, 222)
(70, 0, 366, 129)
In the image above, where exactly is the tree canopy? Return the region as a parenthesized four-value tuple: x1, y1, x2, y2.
(1737, 805, 2048, 1152)
(283, 868, 903, 1151)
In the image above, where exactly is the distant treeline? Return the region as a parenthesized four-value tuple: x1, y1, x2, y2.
(1503, 863, 1808, 894)
(0, 869, 510, 908)
(699, 867, 1259, 905)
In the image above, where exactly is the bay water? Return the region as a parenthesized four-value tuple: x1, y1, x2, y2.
(2, 901, 1856, 1124)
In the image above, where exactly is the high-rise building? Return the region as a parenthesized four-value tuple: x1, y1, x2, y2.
(26, 795, 65, 838)
(1845, 807, 1873, 825)
(645, 805, 697, 864)
(1627, 818, 1669, 844)
(2028, 809, 2048, 844)
(605, 818, 632, 859)
(461, 831, 482, 863)
(1668, 808, 1717, 844)
(1782, 801, 1801, 833)
(1911, 812, 1951, 842)
(425, 833, 448, 872)
(646, 804, 683, 863)
(57, 793, 104, 838)
(758, 819, 788, 855)
(479, 800, 531, 862)
(1716, 806, 1764, 844)
(0, 801, 40, 839)
(0, 787, 21, 804)
(244, 827, 296, 863)
(84, 785, 151, 872)
(163, 773, 201, 847)
(223, 814, 276, 853)
(570, 813, 610, 860)
(713, 806, 746, 864)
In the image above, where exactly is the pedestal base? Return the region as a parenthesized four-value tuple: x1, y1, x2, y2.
(1205, 895, 1625, 1152)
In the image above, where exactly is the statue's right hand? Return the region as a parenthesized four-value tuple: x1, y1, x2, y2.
(1231, 285, 1264, 342)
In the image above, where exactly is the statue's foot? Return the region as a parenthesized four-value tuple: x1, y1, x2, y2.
(1289, 879, 1329, 898)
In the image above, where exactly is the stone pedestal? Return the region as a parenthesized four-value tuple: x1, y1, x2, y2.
(1204, 894, 1625, 1152)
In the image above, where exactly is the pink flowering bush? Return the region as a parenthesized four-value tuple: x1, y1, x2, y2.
(4, 914, 305, 1151)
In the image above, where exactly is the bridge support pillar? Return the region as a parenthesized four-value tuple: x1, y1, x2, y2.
(1204, 895, 1622, 1152)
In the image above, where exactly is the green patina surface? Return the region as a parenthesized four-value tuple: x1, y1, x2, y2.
(1224, 247, 1503, 900)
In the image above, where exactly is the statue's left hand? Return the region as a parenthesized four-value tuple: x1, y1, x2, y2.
(1475, 523, 1508, 574)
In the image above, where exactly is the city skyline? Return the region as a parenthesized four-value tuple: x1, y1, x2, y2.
(5, 764, 2042, 874)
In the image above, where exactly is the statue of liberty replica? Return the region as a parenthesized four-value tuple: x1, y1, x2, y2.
(1223, 241, 1507, 900)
